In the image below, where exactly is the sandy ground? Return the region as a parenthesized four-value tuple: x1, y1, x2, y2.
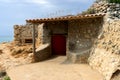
(0, 42, 104, 80)
(0, 42, 33, 71)
(7, 56, 104, 80)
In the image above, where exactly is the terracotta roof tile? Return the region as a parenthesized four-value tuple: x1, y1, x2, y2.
(26, 13, 106, 23)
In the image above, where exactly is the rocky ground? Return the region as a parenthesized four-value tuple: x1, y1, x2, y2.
(0, 42, 34, 79)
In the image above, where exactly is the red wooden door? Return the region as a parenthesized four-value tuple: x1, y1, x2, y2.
(52, 35, 66, 55)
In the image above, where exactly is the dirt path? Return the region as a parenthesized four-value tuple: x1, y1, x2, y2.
(7, 56, 104, 80)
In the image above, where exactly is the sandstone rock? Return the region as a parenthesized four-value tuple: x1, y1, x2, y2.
(28, 53, 33, 57)
(89, 20, 120, 80)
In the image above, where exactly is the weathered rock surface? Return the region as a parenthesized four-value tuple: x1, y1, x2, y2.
(88, 1, 120, 80)
(0, 42, 34, 71)
(89, 0, 120, 19)
(89, 20, 120, 80)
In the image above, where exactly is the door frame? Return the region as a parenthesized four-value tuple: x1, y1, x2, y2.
(51, 34, 67, 55)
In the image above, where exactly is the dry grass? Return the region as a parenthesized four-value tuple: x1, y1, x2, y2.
(11, 45, 32, 57)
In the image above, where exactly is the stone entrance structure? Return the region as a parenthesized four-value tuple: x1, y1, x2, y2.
(14, 14, 104, 63)
(14, 14, 105, 63)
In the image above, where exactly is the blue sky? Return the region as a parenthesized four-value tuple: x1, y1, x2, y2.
(0, 0, 95, 36)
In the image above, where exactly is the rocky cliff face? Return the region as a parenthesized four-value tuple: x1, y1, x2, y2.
(90, 0, 108, 13)
(89, 0, 120, 80)
(89, 19, 120, 80)
(89, 0, 120, 19)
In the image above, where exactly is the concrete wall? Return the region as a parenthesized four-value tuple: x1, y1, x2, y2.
(67, 18, 103, 63)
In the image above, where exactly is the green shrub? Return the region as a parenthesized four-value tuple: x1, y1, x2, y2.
(87, 8, 95, 14)
(3, 76, 11, 80)
(107, 0, 120, 3)
(82, 8, 95, 15)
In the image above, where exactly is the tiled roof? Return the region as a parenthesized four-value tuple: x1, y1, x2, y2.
(26, 13, 106, 23)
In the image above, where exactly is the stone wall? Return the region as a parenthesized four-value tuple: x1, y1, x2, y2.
(89, 20, 120, 80)
(37, 21, 68, 44)
(34, 22, 68, 61)
(41, 21, 68, 44)
(46, 21, 68, 35)
(35, 43, 51, 62)
(91, 0, 108, 13)
(36, 23, 45, 46)
(14, 23, 38, 46)
(91, 0, 120, 19)
(68, 18, 103, 63)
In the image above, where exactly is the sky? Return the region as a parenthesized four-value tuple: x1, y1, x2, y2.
(0, 0, 95, 36)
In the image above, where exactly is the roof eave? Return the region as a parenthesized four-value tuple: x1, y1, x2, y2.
(26, 13, 106, 23)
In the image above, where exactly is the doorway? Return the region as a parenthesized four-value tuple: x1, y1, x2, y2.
(51, 35, 66, 55)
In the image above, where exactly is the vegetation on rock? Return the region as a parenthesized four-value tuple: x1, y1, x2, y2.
(3, 76, 11, 80)
(107, 0, 120, 3)
(81, 8, 96, 15)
